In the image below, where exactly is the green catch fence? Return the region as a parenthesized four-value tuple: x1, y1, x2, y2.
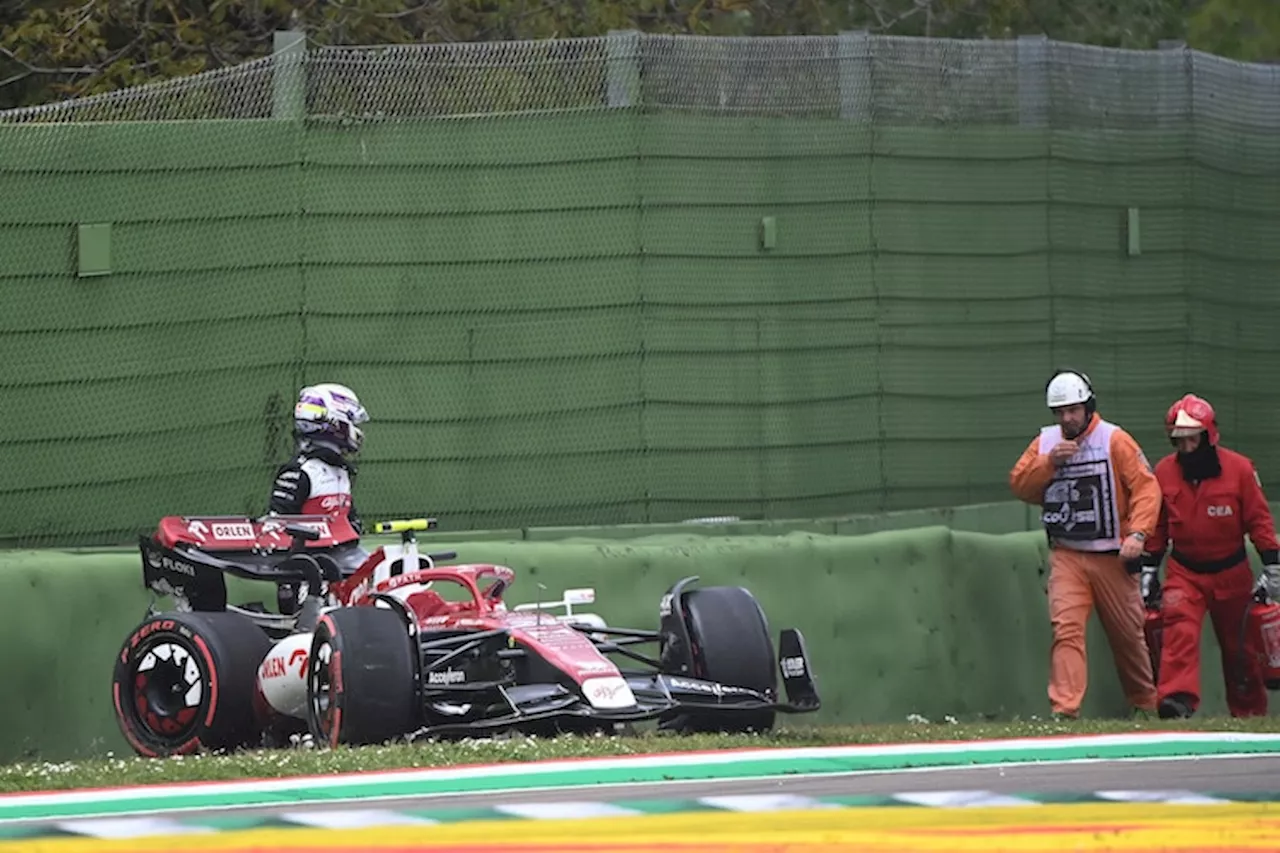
(1, 33, 1278, 547)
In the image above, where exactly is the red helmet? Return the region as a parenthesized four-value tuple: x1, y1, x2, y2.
(1166, 394, 1218, 445)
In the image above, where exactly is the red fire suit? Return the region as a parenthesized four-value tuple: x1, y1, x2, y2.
(1145, 445, 1277, 717)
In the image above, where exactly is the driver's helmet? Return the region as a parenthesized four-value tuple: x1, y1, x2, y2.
(294, 383, 369, 454)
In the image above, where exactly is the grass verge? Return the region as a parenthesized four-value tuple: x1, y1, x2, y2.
(3, 716, 1279, 794)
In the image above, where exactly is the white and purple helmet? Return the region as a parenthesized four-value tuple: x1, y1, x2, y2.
(294, 383, 369, 454)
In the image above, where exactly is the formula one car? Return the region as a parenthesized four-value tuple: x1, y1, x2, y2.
(112, 514, 821, 756)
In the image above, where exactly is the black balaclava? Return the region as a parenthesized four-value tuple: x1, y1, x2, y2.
(1176, 432, 1221, 483)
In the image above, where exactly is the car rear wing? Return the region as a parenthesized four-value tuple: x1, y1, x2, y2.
(138, 517, 456, 614)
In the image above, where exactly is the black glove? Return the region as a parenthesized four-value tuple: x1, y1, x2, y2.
(1141, 567, 1161, 609)
(1139, 552, 1162, 609)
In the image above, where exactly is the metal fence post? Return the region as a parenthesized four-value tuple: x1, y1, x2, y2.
(1017, 34, 1049, 127)
(1158, 39, 1189, 129)
(837, 30, 872, 122)
(272, 29, 307, 120)
(606, 30, 642, 108)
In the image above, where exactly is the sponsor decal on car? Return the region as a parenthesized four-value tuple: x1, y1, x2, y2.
(260, 648, 308, 681)
(212, 522, 254, 540)
(146, 551, 197, 577)
(294, 520, 332, 539)
(582, 676, 636, 709)
(427, 668, 466, 685)
(668, 677, 757, 698)
(781, 655, 806, 678)
(259, 518, 290, 542)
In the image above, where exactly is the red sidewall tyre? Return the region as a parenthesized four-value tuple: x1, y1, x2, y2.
(307, 606, 416, 748)
(112, 611, 272, 758)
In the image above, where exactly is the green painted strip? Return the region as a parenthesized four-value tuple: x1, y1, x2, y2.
(2, 736, 1277, 824)
(612, 799, 721, 815)
(1019, 792, 1112, 804)
(0, 826, 52, 840)
(187, 814, 287, 831)
(392, 807, 519, 824)
(823, 794, 921, 808)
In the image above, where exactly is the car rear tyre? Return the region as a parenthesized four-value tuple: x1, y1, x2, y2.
(307, 606, 417, 748)
(112, 611, 272, 757)
(665, 586, 778, 734)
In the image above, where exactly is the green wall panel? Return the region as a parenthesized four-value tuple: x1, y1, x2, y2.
(2, 114, 1276, 547)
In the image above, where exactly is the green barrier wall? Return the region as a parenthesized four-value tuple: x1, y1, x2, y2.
(3, 114, 1278, 548)
(0, 526, 1248, 763)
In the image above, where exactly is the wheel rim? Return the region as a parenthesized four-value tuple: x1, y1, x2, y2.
(128, 636, 205, 745)
(309, 639, 338, 743)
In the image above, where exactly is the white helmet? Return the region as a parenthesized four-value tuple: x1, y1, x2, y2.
(294, 383, 369, 454)
(1046, 370, 1094, 410)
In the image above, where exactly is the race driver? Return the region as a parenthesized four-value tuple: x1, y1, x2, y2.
(1141, 393, 1280, 719)
(268, 382, 369, 536)
(1009, 368, 1161, 719)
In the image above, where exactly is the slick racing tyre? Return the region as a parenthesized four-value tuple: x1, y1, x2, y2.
(112, 611, 273, 757)
(307, 606, 416, 748)
(666, 586, 778, 734)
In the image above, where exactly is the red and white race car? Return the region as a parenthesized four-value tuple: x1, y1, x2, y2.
(112, 516, 821, 756)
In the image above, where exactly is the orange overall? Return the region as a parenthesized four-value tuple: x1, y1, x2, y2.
(1010, 412, 1162, 717)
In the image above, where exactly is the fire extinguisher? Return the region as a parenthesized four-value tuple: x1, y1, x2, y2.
(1245, 583, 1280, 691)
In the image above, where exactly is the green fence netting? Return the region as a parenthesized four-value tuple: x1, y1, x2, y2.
(1, 33, 1278, 546)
